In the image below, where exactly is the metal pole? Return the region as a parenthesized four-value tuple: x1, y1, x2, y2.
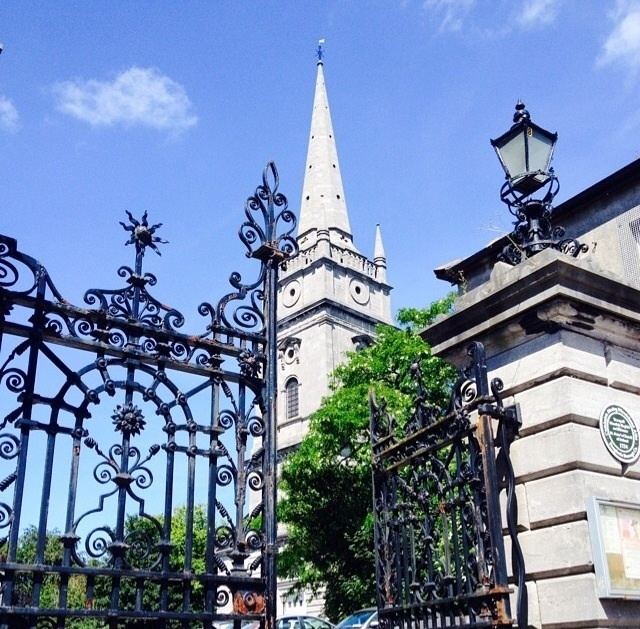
(259, 161, 291, 629)
(243, 161, 297, 629)
(471, 342, 513, 625)
(264, 250, 278, 629)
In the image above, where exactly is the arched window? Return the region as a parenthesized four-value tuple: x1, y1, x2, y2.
(285, 377, 299, 420)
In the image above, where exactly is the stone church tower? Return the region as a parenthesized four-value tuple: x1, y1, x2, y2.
(276, 50, 393, 460)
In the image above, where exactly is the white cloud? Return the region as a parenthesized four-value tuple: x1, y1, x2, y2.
(421, 0, 562, 35)
(0, 96, 19, 132)
(598, 1, 640, 74)
(423, 0, 476, 32)
(53, 67, 197, 132)
(517, 0, 561, 29)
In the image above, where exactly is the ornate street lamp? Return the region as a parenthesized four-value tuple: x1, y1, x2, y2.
(491, 101, 587, 265)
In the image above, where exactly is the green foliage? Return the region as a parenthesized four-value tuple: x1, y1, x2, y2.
(11, 505, 210, 626)
(12, 526, 101, 628)
(101, 505, 210, 617)
(395, 292, 456, 331)
(278, 298, 456, 622)
(168, 504, 209, 576)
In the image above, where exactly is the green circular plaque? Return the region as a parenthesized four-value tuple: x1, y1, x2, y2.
(600, 405, 640, 465)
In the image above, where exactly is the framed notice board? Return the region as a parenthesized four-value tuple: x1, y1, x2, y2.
(587, 497, 640, 599)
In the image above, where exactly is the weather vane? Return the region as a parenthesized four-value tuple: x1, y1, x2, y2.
(317, 38, 325, 62)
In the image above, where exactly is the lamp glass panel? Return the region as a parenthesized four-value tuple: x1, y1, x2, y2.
(498, 129, 526, 178)
(527, 128, 554, 173)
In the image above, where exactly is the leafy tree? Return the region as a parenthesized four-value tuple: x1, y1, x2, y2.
(92, 505, 210, 619)
(11, 526, 101, 628)
(10, 505, 210, 627)
(278, 297, 456, 622)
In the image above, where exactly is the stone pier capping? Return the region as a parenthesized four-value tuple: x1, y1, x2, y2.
(423, 159, 640, 627)
(423, 248, 640, 369)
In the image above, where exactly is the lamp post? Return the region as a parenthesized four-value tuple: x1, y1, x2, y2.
(491, 101, 587, 265)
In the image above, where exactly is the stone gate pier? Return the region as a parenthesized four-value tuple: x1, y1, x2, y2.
(423, 158, 640, 628)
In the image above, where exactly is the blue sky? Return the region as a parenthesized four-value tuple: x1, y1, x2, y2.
(2, 0, 640, 319)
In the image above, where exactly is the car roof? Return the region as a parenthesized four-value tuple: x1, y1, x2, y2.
(278, 616, 333, 622)
(279, 616, 330, 619)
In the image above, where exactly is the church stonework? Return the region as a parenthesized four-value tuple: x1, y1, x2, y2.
(274, 51, 392, 617)
(276, 54, 392, 456)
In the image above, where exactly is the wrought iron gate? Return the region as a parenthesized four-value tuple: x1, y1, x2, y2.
(0, 162, 297, 628)
(370, 342, 526, 629)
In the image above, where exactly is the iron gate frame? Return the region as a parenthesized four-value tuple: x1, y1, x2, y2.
(0, 162, 297, 628)
(370, 342, 526, 629)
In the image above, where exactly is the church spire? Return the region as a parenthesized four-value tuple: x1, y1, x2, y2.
(374, 223, 387, 283)
(297, 42, 356, 250)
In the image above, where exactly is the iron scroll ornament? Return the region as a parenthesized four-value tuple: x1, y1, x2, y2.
(370, 342, 527, 629)
(498, 173, 588, 266)
(202, 161, 298, 335)
(0, 161, 297, 627)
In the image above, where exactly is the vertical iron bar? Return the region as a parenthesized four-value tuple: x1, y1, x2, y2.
(390, 479, 402, 616)
(235, 380, 247, 569)
(263, 255, 279, 629)
(478, 415, 510, 602)
(182, 417, 197, 613)
(371, 482, 383, 611)
(448, 470, 463, 597)
(33, 408, 61, 608)
(62, 411, 87, 581)
(205, 378, 220, 615)
(3, 267, 46, 612)
(400, 505, 411, 607)
(35, 410, 59, 563)
(111, 365, 135, 611)
(160, 385, 175, 614)
(369, 399, 384, 613)
(455, 443, 472, 596)
(110, 248, 144, 613)
(472, 341, 511, 619)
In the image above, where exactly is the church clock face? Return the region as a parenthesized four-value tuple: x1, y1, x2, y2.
(282, 280, 302, 307)
(349, 278, 370, 305)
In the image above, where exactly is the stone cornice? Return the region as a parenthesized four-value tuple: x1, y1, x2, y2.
(423, 249, 640, 365)
(278, 297, 386, 332)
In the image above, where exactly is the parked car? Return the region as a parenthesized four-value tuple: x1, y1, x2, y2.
(336, 609, 378, 629)
(214, 622, 260, 629)
(213, 622, 260, 629)
(277, 615, 336, 629)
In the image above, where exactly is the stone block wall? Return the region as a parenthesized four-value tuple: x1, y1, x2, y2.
(424, 253, 640, 628)
(494, 332, 640, 627)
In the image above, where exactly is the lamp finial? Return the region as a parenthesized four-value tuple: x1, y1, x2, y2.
(513, 100, 530, 124)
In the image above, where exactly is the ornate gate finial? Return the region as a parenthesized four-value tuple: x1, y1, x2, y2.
(120, 210, 168, 256)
